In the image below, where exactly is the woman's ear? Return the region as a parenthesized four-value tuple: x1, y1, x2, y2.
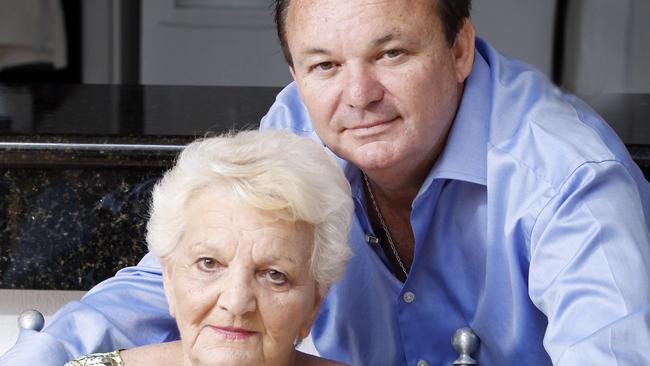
(298, 288, 324, 339)
(160, 257, 177, 318)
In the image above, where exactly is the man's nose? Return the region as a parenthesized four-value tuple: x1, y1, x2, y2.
(341, 65, 384, 109)
(216, 269, 256, 316)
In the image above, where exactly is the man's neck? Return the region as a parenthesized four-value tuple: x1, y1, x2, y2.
(363, 171, 421, 213)
(362, 140, 442, 210)
(362, 167, 420, 281)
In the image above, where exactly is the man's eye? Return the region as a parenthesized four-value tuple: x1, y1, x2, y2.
(264, 269, 288, 285)
(383, 49, 404, 59)
(198, 257, 218, 271)
(314, 62, 335, 71)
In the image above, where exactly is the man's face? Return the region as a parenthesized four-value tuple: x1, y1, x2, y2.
(286, 0, 474, 176)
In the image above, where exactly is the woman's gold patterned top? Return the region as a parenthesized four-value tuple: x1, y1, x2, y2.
(64, 350, 124, 366)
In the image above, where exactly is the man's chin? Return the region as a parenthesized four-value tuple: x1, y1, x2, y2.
(349, 145, 399, 172)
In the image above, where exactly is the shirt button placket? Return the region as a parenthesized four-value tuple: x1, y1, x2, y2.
(403, 291, 416, 303)
(401, 290, 418, 364)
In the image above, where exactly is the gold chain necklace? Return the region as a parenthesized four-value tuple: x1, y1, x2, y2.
(362, 172, 409, 278)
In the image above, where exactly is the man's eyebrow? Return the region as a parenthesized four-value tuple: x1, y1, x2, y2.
(300, 47, 331, 56)
(297, 33, 403, 58)
(373, 33, 401, 47)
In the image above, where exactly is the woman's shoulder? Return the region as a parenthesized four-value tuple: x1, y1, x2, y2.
(64, 350, 124, 366)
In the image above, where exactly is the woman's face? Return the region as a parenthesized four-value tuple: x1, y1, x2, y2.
(161, 188, 321, 366)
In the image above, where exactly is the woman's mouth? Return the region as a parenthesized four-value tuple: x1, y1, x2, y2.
(209, 326, 257, 340)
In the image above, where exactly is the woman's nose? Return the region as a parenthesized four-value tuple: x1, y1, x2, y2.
(341, 65, 384, 109)
(216, 270, 257, 316)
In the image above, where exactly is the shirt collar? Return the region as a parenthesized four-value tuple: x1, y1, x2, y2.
(422, 40, 490, 190)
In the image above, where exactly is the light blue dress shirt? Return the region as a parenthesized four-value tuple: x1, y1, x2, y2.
(261, 38, 650, 365)
(2, 38, 649, 366)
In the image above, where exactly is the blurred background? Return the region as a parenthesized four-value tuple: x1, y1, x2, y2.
(1, 0, 648, 138)
(0, 0, 647, 88)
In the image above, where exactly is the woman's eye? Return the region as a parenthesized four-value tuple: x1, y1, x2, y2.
(264, 269, 288, 285)
(197, 257, 218, 271)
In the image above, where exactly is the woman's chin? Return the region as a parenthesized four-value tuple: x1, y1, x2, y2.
(190, 349, 260, 366)
(185, 327, 272, 365)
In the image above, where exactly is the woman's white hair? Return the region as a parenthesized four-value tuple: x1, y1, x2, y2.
(146, 129, 353, 293)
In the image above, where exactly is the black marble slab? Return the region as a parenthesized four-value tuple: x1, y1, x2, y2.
(0, 84, 649, 290)
(1, 167, 158, 290)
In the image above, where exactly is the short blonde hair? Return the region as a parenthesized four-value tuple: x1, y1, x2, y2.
(146, 130, 353, 292)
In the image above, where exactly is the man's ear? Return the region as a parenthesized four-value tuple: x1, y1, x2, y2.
(160, 257, 176, 318)
(289, 65, 297, 81)
(452, 18, 476, 83)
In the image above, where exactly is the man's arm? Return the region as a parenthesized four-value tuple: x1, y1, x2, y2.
(0, 253, 179, 365)
(528, 160, 650, 365)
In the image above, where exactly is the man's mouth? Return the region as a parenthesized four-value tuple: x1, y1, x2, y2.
(348, 117, 399, 130)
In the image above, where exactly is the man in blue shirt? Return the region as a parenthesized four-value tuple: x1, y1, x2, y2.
(3, 0, 650, 365)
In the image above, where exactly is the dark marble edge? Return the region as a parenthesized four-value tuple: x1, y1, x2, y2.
(0, 134, 196, 145)
(0, 134, 194, 167)
(0, 149, 179, 168)
(3, 135, 650, 168)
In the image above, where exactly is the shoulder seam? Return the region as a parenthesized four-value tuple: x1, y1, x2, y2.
(529, 159, 628, 249)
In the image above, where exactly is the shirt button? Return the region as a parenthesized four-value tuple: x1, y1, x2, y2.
(403, 291, 415, 303)
(416, 360, 428, 366)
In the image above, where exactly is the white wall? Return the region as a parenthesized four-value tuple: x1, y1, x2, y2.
(82, 0, 140, 84)
(140, 0, 291, 87)
(0, 290, 85, 355)
(472, 0, 557, 77)
(563, 0, 650, 94)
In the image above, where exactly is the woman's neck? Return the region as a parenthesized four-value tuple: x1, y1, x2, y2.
(120, 341, 183, 366)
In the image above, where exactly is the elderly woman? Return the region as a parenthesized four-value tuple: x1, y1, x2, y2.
(65, 130, 353, 366)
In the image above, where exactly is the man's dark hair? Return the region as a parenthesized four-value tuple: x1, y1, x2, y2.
(273, 0, 472, 66)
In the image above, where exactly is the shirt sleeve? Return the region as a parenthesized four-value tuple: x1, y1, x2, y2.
(528, 160, 650, 365)
(259, 82, 320, 141)
(0, 252, 178, 366)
